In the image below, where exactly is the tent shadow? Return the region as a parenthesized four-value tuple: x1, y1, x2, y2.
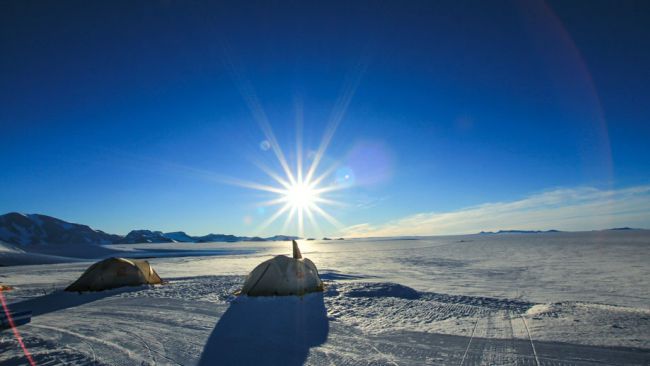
(10, 287, 142, 318)
(198, 292, 329, 366)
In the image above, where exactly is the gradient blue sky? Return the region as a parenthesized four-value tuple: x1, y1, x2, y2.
(2, 1, 649, 236)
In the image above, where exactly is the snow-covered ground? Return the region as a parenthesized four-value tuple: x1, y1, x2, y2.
(1, 231, 649, 365)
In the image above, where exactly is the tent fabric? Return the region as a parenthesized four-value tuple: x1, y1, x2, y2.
(241, 241, 323, 296)
(65, 257, 162, 292)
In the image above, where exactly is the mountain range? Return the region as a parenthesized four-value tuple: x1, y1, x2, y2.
(478, 229, 562, 234)
(0, 212, 300, 247)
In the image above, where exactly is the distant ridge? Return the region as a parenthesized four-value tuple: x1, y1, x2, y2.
(478, 228, 647, 235)
(162, 231, 195, 242)
(0, 212, 300, 246)
(119, 230, 174, 244)
(478, 229, 562, 235)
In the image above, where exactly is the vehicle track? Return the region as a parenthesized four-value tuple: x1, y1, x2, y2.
(28, 323, 141, 365)
(457, 310, 536, 366)
(459, 317, 480, 365)
(118, 327, 156, 365)
(520, 314, 540, 366)
(122, 329, 184, 366)
(107, 305, 213, 363)
(479, 311, 518, 365)
(0, 332, 99, 366)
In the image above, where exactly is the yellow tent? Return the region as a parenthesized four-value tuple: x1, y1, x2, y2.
(65, 257, 162, 292)
(241, 240, 323, 296)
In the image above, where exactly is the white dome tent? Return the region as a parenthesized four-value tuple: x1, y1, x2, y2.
(241, 240, 323, 296)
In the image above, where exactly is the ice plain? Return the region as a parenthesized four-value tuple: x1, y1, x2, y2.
(1, 230, 649, 365)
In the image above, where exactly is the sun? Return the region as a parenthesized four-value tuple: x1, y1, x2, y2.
(283, 181, 318, 209)
(237, 134, 347, 238)
(251, 161, 342, 238)
(228, 102, 353, 237)
(220, 51, 364, 238)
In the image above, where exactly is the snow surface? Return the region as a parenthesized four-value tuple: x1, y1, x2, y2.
(0, 242, 23, 253)
(1, 231, 649, 365)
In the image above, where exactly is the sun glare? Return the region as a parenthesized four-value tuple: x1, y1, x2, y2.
(284, 182, 317, 209)
(224, 60, 364, 237)
(237, 133, 347, 238)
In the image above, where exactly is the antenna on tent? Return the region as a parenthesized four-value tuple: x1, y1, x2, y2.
(292, 240, 302, 259)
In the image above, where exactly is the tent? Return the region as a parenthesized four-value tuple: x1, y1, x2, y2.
(241, 240, 323, 296)
(65, 257, 163, 292)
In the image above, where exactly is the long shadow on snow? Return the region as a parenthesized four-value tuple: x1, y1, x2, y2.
(10, 287, 141, 317)
(198, 292, 329, 366)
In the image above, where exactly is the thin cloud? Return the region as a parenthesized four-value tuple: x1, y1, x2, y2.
(341, 185, 650, 237)
(354, 195, 389, 210)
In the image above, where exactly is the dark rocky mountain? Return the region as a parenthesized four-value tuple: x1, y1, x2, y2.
(162, 231, 195, 242)
(0, 212, 304, 246)
(118, 230, 174, 244)
(195, 234, 240, 243)
(0, 212, 120, 246)
(193, 234, 297, 243)
(265, 235, 301, 241)
(478, 229, 561, 234)
(245, 236, 267, 242)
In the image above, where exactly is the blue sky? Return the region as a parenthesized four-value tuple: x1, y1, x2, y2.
(1, 1, 649, 236)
